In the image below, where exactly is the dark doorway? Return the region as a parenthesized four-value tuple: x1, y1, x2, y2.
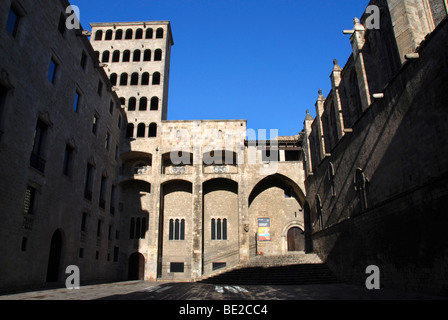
(128, 252, 145, 280)
(287, 227, 305, 252)
(46, 229, 63, 282)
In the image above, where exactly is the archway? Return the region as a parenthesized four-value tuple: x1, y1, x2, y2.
(287, 227, 305, 252)
(128, 252, 145, 280)
(46, 229, 64, 282)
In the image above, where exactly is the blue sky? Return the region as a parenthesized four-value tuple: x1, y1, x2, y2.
(73, 0, 370, 137)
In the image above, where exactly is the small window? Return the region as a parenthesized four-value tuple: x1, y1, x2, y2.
(130, 73, 139, 86)
(102, 51, 110, 63)
(128, 97, 136, 111)
(115, 29, 123, 40)
(99, 175, 107, 209)
(23, 186, 37, 215)
(154, 49, 162, 61)
(141, 73, 150, 85)
(122, 50, 130, 62)
(84, 163, 95, 201)
(139, 97, 147, 111)
(211, 218, 227, 240)
(156, 28, 164, 39)
(150, 97, 159, 111)
(81, 212, 88, 232)
(110, 73, 117, 86)
(170, 262, 184, 273)
(146, 28, 153, 39)
(105, 29, 113, 40)
(120, 73, 128, 86)
(137, 123, 145, 137)
(213, 262, 226, 271)
(92, 115, 99, 134)
(97, 219, 103, 237)
(97, 80, 103, 96)
(62, 144, 74, 176)
(30, 120, 48, 172)
(126, 123, 134, 138)
(94, 30, 103, 41)
(21, 237, 28, 252)
(148, 123, 157, 138)
(105, 132, 110, 150)
(112, 50, 120, 62)
(152, 72, 161, 85)
(135, 28, 143, 39)
(125, 29, 133, 39)
(6, 6, 20, 37)
(48, 58, 58, 84)
(73, 90, 81, 112)
(133, 50, 141, 62)
(143, 49, 151, 61)
(80, 51, 88, 70)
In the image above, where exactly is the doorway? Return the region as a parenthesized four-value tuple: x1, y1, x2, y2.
(46, 229, 63, 282)
(128, 252, 145, 280)
(287, 227, 305, 252)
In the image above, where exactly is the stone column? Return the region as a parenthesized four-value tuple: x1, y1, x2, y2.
(330, 59, 345, 140)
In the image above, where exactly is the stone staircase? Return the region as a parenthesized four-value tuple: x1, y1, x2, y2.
(200, 253, 339, 285)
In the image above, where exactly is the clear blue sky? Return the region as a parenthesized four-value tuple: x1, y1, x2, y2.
(73, 0, 370, 137)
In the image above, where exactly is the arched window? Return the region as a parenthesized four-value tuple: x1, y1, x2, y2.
(135, 28, 143, 39)
(94, 51, 100, 60)
(217, 219, 222, 240)
(154, 49, 162, 61)
(128, 97, 136, 111)
(115, 29, 123, 40)
(141, 72, 150, 85)
(211, 219, 216, 240)
(156, 28, 164, 39)
(105, 29, 113, 40)
(119, 97, 126, 106)
(139, 97, 147, 111)
(122, 50, 130, 62)
(146, 28, 153, 39)
(180, 219, 185, 240)
(169, 219, 174, 240)
(150, 97, 159, 110)
(144, 49, 151, 61)
(133, 50, 141, 62)
(94, 30, 103, 41)
(222, 218, 227, 240)
(175, 219, 180, 240)
(112, 50, 120, 62)
(109, 73, 117, 86)
(126, 123, 134, 138)
(137, 123, 146, 138)
(102, 51, 110, 63)
(169, 219, 185, 240)
(120, 73, 128, 86)
(125, 28, 133, 39)
(152, 72, 161, 85)
(130, 73, 139, 86)
(148, 123, 157, 137)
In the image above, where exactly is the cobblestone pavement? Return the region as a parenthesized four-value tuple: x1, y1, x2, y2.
(0, 281, 445, 300)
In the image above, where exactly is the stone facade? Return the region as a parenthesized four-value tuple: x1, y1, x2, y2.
(302, 0, 448, 296)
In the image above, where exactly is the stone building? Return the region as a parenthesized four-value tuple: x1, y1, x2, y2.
(302, 0, 448, 295)
(89, 22, 307, 282)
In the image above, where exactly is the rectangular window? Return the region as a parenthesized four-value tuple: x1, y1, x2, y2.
(170, 262, 184, 273)
(211, 218, 216, 240)
(84, 163, 94, 201)
(79, 248, 84, 258)
(6, 6, 19, 37)
(81, 212, 88, 232)
(113, 246, 119, 262)
(62, 144, 74, 176)
(21, 237, 28, 251)
(80, 51, 88, 70)
(23, 186, 36, 215)
(48, 58, 58, 84)
(213, 262, 226, 271)
(109, 101, 114, 115)
(110, 185, 116, 215)
(97, 80, 103, 96)
(92, 115, 99, 134)
(99, 175, 107, 209)
(97, 219, 102, 237)
(73, 91, 80, 112)
(30, 120, 48, 172)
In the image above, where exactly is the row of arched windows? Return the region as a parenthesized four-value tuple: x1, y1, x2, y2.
(95, 27, 164, 41)
(110, 72, 161, 86)
(98, 49, 162, 63)
(119, 96, 159, 111)
(126, 123, 158, 138)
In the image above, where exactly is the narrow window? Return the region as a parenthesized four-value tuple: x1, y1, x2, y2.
(81, 212, 88, 232)
(92, 115, 99, 134)
(148, 123, 157, 138)
(7, 6, 20, 37)
(156, 28, 164, 39)
(174, 219, 180, 240)
(97, 219, 102, 237)
(109, 101, 114, 114)
(125, 29, 133, 39)
(154, 49, 162, 61)
(105, 29, 113, 40)
(211, 219, 216, 240)
(73, 90, 81, 112)
(152, 72, 161, 85)
(105, 132, 110, 150)
(141, 73, 149, 85)
(94, 30, 103, 41)
(126, 123, 134, 138)
(97, 80, 103, 96)
(102, 51, 110, 63)
(146, 28, 153, 39)
(84, 163, 94, 201)
(217, 219, 222, 240)
(144, 49, 151, 61)
(110, 73, 117, 86)
(122, 50, 130, 62)
(169, 219, 174, 240)
(150, 97, 159, 110)
(112, 50, 120, 62)
(133, 50, 141, 62)
(21, 237, 28, 251)
(135, 28, 143, 39)
(110, 185, 116, 215)
(120, 73, 128, 86)
(128, 97, 136, 111)
(48, 58, 58, 84)
(180, 219, 185, 240)
(130, 73, 139, 85)
(137, 123, 145, 137)
(139, 97, 147, 111)
(30, 120, 48, 172)
(222, 218, 227, 240)
(115, 29, 123, 40)
(23, 186, 37, 215)
(62, 144, 74, 176)
(80, 51, 88, 70)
